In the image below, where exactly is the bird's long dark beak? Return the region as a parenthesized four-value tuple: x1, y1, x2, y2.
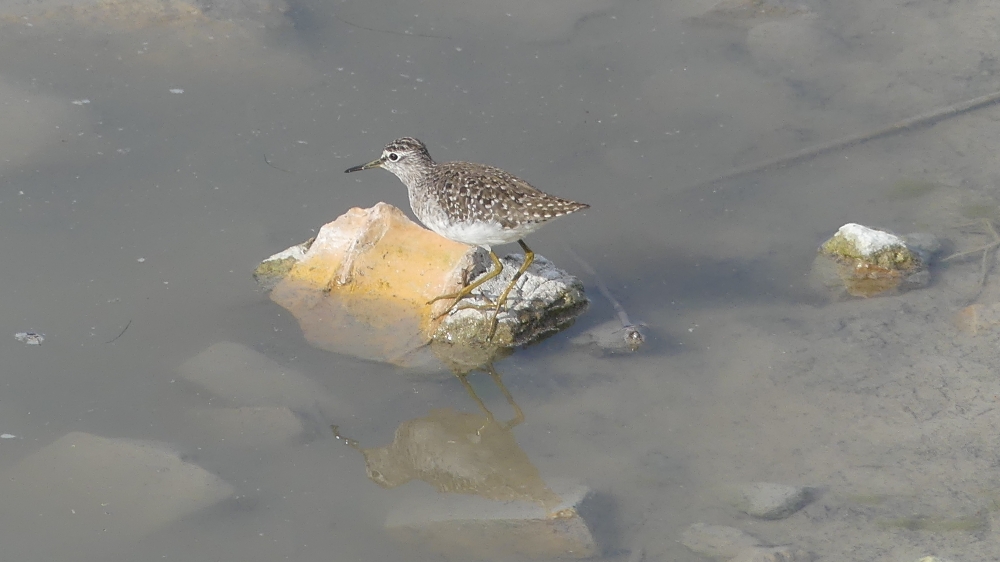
(345, 158, 383, 173)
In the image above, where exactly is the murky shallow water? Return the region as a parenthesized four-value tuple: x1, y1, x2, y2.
(3, 1, 1000, 560)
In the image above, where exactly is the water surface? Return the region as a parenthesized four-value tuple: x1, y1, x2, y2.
(2, 0, 1000, 560)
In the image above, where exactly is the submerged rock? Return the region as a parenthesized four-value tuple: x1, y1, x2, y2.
(682, 523, 812, 561)
(179, 341, 350, 420)
(254, 203, 587, 364)
(0, 0, 289, 28)
(953, 303, 1000, 335)
(812, 223, 936, 298)
(680, 523, 762, 559)
(188, 406, 307, 447)
(0, 432, 233, 559)
(732, 545, 813, 562)
(385, 478, 598, 560)
(734, 482, 811, 519)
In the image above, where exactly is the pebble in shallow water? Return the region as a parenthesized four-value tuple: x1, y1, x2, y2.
(735, 482, 812, 520)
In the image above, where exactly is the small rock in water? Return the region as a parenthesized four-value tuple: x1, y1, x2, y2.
(14, 332, 44, 345)
(812, 223, 935, 298)
(735, 482, 811, 520)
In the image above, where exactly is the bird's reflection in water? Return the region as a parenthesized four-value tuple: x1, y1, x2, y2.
(332, 364, 563, 512)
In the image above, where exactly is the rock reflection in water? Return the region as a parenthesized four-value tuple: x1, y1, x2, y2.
(334, 365, 563, 512)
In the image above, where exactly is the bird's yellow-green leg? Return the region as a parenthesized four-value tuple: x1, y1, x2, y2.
(487, 240, 534, 341)
(430, 249, 504, 317)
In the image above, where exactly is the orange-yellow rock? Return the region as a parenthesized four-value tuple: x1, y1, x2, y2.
(264, 203, 478, 365)
(283, 203, 472, 310)
(254, 203, 589, 365)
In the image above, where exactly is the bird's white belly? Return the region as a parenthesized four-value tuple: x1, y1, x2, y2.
(425, 218, 537, 247)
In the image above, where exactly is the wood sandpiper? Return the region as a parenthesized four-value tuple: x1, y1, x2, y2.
(345, 137, 589, 340)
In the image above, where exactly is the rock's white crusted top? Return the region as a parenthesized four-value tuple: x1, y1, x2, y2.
(265, 244, 307, 264)
(837, 223, 904, 256)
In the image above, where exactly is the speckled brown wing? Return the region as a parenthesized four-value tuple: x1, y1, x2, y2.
(430, 162, 589, 229)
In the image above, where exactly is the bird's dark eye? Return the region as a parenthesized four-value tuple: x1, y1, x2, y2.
(387, 152, 400, 162)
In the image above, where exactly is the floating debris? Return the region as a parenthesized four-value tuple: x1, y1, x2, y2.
(15, 332, 44, 345)
(571, 319, 646, 355)
(568, 248, 645, 352)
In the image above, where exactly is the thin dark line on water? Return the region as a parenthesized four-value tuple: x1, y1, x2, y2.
(104, 319, 131, 344)
(264, 153, 293, 174)
(625, 88, 1000, 206)
(701, 89, 1000, 187)
(567, 247, 646, 349)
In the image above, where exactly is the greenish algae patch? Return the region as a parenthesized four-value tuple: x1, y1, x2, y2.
(959, 203, 1000, 221)
(887, 178, 938, 200)
(875, 514, 988, 533)
(847, 494, 888, 506)
(253, 256, 301, 289)
(821, 233, 920, 271)
(816, 223, 932, 298)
